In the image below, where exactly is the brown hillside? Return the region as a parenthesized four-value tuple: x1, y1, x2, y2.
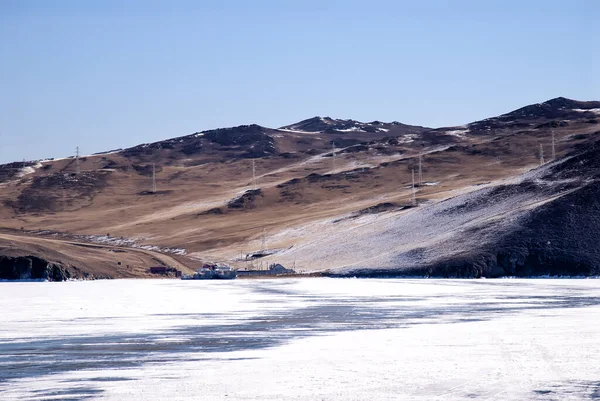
(1, 98, 598, 277)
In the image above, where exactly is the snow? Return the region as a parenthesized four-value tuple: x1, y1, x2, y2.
(91, 149, 123, 156)
(15, 162, 42, 178)
(572, 108, 600, 115)
(267, 158, 576, 273)
(1, 279, 599, 400)
(40, 156, 70, 162)
(336, 126, 364, 133)
(138, 245, 187, 255)
(445, 129, 470, 138)
(396, 133, 418, 144)
(71, 234, 187, 255)
(278, 128, 321, 134)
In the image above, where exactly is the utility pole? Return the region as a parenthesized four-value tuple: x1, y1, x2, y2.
(75, 146, 80, 174)
(152, 163, 157, 193)
(411, 169, 417, 206)
(261, 228, 267, 252)
(539, 144, 545, 166)
(332, 142, 336, 173)
(418, 153, 423, 186)
(252, 159, 257, 189)
(551, 130, 556, 161)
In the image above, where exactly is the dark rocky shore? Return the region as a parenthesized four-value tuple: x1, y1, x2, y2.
(0, 255, 73, 281)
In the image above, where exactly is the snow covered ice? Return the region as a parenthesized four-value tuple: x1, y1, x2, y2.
(1, 278, 599, 400)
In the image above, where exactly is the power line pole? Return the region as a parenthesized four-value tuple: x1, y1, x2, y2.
(261, 228, 267, 252)
(75, 146, 80, 174)
(539, 144, 545, 166)
(332, 142, 336, 173)
(152, 163, 157, 193)
(551, 130, 556, 161)
(418, 153, 423, 186)
(252, 159, 257, 189)
(411, 168, 417, 206)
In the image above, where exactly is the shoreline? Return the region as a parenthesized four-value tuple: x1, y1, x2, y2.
(2, 274, 600, 283)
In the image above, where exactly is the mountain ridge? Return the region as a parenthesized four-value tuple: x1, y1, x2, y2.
(0, 96, 599, 279)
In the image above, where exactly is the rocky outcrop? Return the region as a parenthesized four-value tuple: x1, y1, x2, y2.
(0, 256, 72, 281)
(280, 117, 429, 135)
(466, 97, 600, 135)
(0, 161, 37, 184)
(227, 189, 263, 209)
(121, 124, 278, 160)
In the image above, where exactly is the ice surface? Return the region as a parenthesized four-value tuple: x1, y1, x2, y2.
(1, 279, 599, 400)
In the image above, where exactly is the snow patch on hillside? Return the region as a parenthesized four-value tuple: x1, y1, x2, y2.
(445, 129, 470, 138)
(16, 163, 42, 178)
(573, 108, 600, 115)
(336, 127, 365, 133)
(57, 234, 189, 256)
(270, 161, 579, 274)
(278, 128, 321, 134)
(397, 134, 418, 144)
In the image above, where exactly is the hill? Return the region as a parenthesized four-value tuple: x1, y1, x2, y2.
(0, 97, 598, 279)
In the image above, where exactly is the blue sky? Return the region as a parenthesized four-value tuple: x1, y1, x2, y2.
(1, 0, 598, 163)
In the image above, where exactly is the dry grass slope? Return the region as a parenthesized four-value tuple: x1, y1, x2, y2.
(1, 98, 598, 278)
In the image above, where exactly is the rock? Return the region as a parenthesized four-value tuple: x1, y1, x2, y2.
(199, 207, 224, 215)
(227, 189, 263, 209)
(0, 256, 72, 281)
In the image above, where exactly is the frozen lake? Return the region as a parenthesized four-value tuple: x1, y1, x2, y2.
(1, 278, 599, 400)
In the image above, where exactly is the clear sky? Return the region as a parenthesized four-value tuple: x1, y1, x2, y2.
(1, 0, 598, 163)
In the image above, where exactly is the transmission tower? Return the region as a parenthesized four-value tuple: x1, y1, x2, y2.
(418, 153, 423, 186)
(261, 228, 267, 252)
(152, 163, 157, 193)
(75, 146, 81, 174)
(252, 159, 257, 189)
(411, 169, 417, 206)
(539, 144, 545, 166)
(332, 142, 336, 173)
(551, 130, 556, 161)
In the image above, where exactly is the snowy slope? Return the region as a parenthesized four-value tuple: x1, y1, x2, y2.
(272, 144, 600, 277)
